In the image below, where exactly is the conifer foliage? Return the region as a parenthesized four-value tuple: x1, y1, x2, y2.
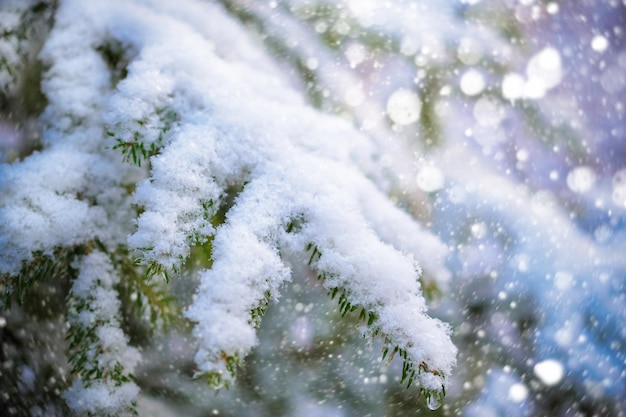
(0, 1, 455, 415)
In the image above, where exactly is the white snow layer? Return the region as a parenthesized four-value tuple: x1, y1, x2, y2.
(64, 251, 140, 416)
(0, 0, 456, 403)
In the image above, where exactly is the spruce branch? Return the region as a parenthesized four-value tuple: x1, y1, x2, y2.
(306, 243, 449, 401)
(109, 246, 179, 336)
(0, 1, 456, 413)
(64, 250, 141, 417)
(1, 246, 77, 309)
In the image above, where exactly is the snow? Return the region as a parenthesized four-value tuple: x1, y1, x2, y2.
(386, 89, 422, 125)
(508, 383, 529, 402)
(64, 379, 140, 417)
(3, 0, 624, 415)
(0, 0, 455, 409)
(460, 69, 486, 97)
(65, 251, 141, 415)
(534, 359, 565, 386)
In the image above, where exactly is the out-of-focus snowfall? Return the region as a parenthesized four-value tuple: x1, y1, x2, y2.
(1, 0, 625, 416)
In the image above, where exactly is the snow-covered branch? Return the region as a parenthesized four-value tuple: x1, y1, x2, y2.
(0, 0, 455, 413)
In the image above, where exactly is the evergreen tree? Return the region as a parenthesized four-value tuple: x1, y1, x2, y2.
(1, 1, 454, 415)
(1, 1, 625, 416)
